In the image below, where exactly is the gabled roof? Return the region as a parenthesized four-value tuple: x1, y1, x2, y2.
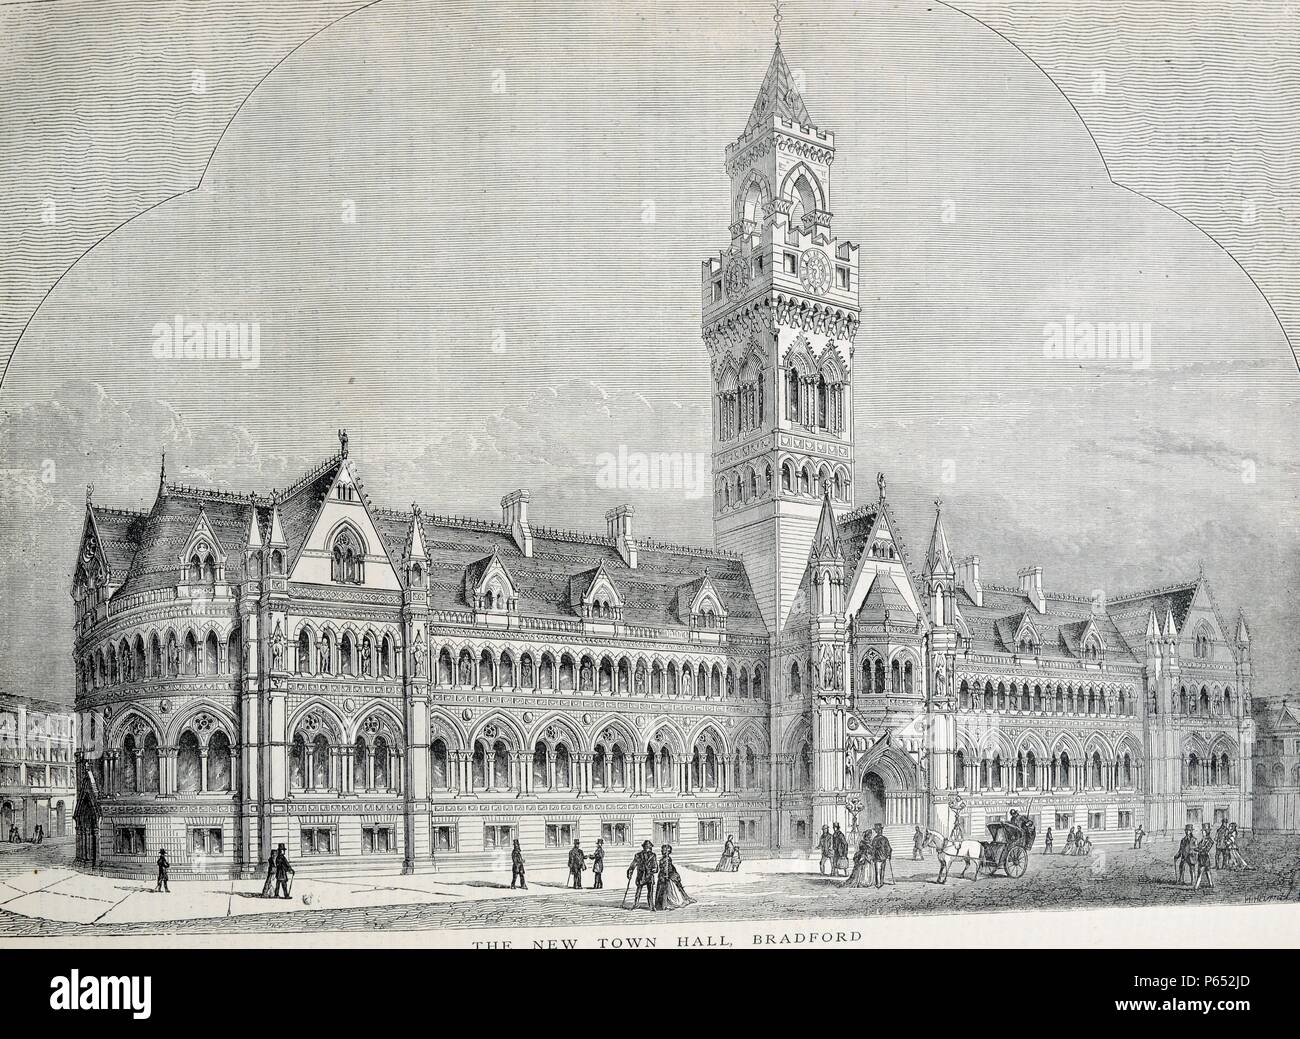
(958, 582, 1135, 664)
(81, 505, 148, 584)
(114, 490, 253, 596)
(569, 563, 623, 610)
(745, 43, 812, 136)
(1107, 582, 1198, 654)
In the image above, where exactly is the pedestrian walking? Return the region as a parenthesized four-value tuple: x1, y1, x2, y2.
(510, 838, 527, 889)
(1175, 825, 1196, 884)
(155, 848, 170, 893)
(273, 843, 294, 899)
(1193, 824, 1215, 891)
(1043, 827, 1054, 854)
(817, 824, 833, 876)
(1133, 824, 1145, 850)
(912, 825, 925, 861)
(831, 823, 850, 877)
(870, 823, 892, 888)
(626, 840, 658, 910)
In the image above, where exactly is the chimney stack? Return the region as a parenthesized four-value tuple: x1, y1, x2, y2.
(955, 555, 983, 607)
(1018, 565, 1045, 614)
(606, 504, 637, 569)
(501, 490, 533, 558)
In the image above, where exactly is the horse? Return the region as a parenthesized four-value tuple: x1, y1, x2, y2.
(922, 828, 985, 883)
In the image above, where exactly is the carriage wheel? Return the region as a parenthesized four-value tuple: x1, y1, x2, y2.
(1006, 846, 1027, 878)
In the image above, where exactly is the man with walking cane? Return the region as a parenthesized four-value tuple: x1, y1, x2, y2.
(567, 838, 587, 889)
(625, 840, 657, 910)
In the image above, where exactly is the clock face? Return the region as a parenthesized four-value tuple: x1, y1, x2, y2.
(725, 257, 751, 299)
(800, 249, 832, 295)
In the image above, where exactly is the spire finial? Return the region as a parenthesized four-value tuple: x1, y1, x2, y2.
(877, 471, 887, 500)
(934, 498, 943, 513)
(338, 428, 349, 458)
(773, 1, 783, 44)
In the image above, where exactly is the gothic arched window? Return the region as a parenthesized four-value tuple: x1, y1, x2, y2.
(330, 527, 365, 584)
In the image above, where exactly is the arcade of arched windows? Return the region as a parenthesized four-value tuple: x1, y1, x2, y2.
(857, 652, 918, 698)
(425, 716, 767, 799)
(955, 676, 1139, 719)
(771, 458, 851, 506)
(785, 365, 847, 434)
(292, 624, 399, 681)
(950, 734, 1144, 796)
(80, 624, 241, 694)
(1174, 682, 1239, 720)
(430, 644, 767, 704)
(287, 706, 405, 796)
(1182, 736, 1238, 790)
(97, 707, 236, 799)
(717, 361, 766, 442)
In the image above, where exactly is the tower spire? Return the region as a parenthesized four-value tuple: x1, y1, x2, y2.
(773, 0, 783, 44)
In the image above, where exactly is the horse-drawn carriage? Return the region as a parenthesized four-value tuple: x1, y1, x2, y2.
(978, 817, 1035, 879)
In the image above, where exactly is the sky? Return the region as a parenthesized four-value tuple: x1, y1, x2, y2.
(0, 0, 1296, 704)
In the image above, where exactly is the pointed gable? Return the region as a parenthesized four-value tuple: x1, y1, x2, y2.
(844, 500, 924, 623)
(746, 43, 811, 135)
(180, 506, 228, 567)
(465, 551, 517, 611)
(569, 563, 623, 616)
(285, 456, 401, 590)
(677, 573, 728, 626)
(1012, 610, 1041, 653)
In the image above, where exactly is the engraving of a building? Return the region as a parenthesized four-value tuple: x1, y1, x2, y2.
(70, 41, 1253, 876)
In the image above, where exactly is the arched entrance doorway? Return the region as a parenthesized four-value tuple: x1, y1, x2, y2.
(862, 772, 886, 826)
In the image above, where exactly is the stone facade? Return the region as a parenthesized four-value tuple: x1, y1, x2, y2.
(69, 41, 1255, 878)
(0, 693, 75, 844)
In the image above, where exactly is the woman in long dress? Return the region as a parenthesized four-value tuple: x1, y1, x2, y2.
(655, 845, 697, 910)
(259, 851, 276, 897)
(843, 836, 873, 888)
(714, 835, 740, 872)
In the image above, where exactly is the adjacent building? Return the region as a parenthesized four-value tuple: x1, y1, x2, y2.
(1253, 700, 1300, 833)
(1, 693, 76, 842)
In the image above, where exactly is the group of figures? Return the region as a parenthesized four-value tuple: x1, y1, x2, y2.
(507, 838, 697, 910)
(1174, 822, 1253, 891)
(6, 824, 44, 844)
(1042, 826, 1095, 856)
(818, 822, 893, 888)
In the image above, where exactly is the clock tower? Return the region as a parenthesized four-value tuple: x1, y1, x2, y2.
(701, 41, 861, 638)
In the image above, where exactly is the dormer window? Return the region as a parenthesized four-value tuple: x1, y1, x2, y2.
(330, 527, 365, 584)
(188, 542, 216, 585)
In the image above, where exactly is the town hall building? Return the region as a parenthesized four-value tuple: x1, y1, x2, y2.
(70, 41, 1254, 876)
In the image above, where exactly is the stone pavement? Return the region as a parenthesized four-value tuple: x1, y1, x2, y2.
(0, 835, 1295, 937)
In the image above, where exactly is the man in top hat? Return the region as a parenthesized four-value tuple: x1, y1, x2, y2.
(627, 840, 658, 910)
(155, 847, 170, 893)
(1133, 824, 1145, 850)
(1175, 825, 1196, 884)
(567, 838, 587, 889)
(912, 825, 925, 860)
(870, 823, 892, 888)
(1214, 819, 1230, 870)
(831, 822, 850, 877)
(273, 843, 294, 899)
(510, 838, 527, 889)
(588, 837, 605, 888)
(1194, 824, 1216, 890)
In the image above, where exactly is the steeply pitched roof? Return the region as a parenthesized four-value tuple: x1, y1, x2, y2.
(408, 513, 767, 636)
(114, 490, 254, 595)
(922, 505, 954, 578)
(745, 43, 812, 136)
(957, 582, 1136, 663)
